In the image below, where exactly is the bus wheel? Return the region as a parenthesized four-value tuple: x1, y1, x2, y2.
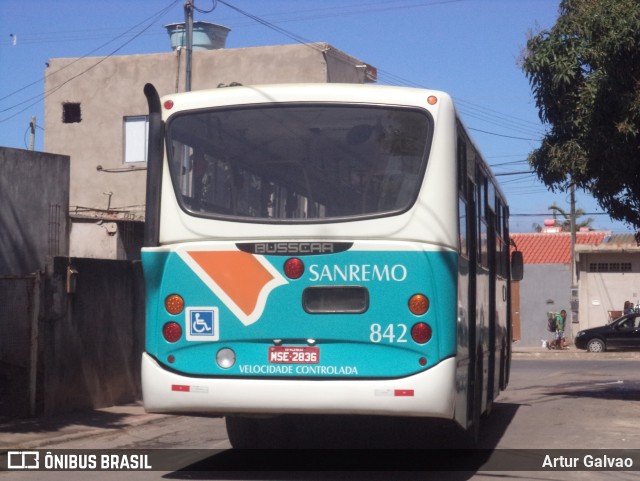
(225, 415, 290, 449)
(225, 416, 259, 449)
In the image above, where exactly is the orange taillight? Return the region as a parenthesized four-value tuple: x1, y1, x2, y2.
(408, 294, 429, 315)
(165, 294, 185, 315)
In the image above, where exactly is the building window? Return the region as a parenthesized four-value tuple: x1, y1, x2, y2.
(589, 262, 632, 273)
(62, 102, 81, 123)
(124, 116, 149, 164)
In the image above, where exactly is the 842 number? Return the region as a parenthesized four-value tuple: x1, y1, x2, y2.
(369, 323, 408, 343)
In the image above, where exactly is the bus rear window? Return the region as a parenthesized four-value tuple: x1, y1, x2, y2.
(166, 104, 432, 222)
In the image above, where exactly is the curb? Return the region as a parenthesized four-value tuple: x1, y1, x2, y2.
(512, 348, 640, 359)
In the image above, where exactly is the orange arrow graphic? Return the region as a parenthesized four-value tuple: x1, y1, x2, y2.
(187, 250, 277, 317)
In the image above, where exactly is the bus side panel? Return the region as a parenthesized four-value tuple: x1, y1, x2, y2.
(454, 256, 471, 429)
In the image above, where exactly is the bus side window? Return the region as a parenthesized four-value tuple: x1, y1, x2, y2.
(476, 168, 488, 267)
(457, 135, 468, 256)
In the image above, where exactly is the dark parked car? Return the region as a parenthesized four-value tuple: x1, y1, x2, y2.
(575, 313, 640, 352)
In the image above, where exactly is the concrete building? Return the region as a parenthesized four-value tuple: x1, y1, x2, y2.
(43, 28, 375, 259)
(510, 228, 640, 347)
(576, 234, 640, 329)
(510, 230, 608, 346)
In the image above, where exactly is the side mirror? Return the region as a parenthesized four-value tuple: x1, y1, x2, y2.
(511, 251, 523, 281)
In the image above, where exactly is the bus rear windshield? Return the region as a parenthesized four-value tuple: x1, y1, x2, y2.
(166, 103, 432, 222)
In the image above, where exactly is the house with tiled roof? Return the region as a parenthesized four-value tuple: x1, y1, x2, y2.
(511, 232, 608, 265)
(575, 234, 640, 330)
(510, 227, 608, 347)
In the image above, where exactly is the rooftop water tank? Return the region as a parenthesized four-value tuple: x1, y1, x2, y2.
(164, 21, 230, 50)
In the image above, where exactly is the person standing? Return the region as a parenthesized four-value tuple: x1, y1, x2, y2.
(555, 310, 567, 350)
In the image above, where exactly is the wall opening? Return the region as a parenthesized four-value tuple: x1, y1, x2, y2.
(62, 102, 82, 123)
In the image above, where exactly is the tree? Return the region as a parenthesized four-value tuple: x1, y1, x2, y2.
(533, 203, 594, 232)
(521, 0, 640, 227)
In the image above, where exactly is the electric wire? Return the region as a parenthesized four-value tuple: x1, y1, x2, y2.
(2, 0, 543, 144)
(0, 0, 180, 122)
(194, 0, 218, 14)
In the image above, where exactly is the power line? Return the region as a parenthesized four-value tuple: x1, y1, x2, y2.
(215, 0, 545, 143)
(2, 0, 546, 147)
(4, 0, 545, 145)
(467, 127, 539, 142)
(216, 0, 318, 46)
(0, 0, 180, 123)
(495, 170, 534, 176)
(511, 212, 612, 217)
(0, 1, 179, 111)
(7, 0, 469, 46)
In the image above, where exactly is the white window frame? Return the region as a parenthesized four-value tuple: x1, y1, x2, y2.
(124, 115, 149, 164)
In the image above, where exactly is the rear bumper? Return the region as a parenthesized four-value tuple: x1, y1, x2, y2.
(142, 352, 456, 418)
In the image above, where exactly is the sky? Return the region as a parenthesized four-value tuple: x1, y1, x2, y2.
(0, 0, 633, 234)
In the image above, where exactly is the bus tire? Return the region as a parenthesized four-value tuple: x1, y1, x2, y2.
(225, 416, 260, 449)
(226, 415, 290, 449)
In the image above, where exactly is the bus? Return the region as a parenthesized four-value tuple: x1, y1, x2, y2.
(141, 82, 523, 447)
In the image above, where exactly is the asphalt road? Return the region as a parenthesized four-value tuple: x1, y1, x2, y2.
(2, 356, 640, 480)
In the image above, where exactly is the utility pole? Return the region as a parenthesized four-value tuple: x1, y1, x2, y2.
(29, 116, 36, 151)
(184, 0, 194, 92)
(570, 179, 576, 285)
(570, 178, 578, 326)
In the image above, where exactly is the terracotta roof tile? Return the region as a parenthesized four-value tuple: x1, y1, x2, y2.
(510, 232, 607, 264)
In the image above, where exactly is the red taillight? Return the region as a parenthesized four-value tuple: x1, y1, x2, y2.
(284, 258, 304, 279)
(164, 100, 174, 109)
(411, 322, 432, 344)
(165, 294, 184, 315)
(163, 322, 182, 343)
(408, 294, 429, 315)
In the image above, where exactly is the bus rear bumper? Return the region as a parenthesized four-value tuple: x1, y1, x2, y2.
(142, 353, 456, 419)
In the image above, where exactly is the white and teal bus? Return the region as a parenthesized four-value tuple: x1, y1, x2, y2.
(141, 82, 523, 447)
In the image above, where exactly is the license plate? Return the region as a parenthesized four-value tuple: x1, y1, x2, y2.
(268, 346, 320, 364)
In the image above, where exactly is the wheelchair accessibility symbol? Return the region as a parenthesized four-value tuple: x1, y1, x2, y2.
(186, 307, 219, 341)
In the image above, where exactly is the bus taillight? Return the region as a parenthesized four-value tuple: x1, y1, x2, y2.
(411, 322, 432, 344)
(165, 294, 184, 315)
(284, 258, 304, 279)
(408, 294, 429, 315)
(163, 322, 182, 343)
